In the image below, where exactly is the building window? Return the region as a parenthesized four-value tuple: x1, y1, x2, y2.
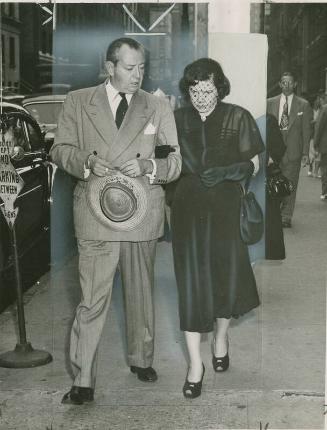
(8, 3, 14, 17)
(1, 35, 5, 65)
(41, 29, 47, 53)
(9, 37, 15, 68)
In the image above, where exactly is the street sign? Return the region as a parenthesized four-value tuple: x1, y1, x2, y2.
(0, 126, 24, 227)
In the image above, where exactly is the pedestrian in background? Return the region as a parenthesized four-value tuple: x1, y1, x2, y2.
(50, 37, 181, 405)
(267, 71, 312, 228)
(265, 114, 286, 260)
(169, 58, 264, 399)
(308, 91, 323, 178)
(313, 92, 327, 201)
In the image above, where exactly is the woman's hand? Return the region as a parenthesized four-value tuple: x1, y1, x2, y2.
(200, 166, 226, 187)
(200, 161, 255, 187)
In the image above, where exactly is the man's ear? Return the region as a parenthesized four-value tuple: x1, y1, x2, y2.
(105, 61, 115, 77)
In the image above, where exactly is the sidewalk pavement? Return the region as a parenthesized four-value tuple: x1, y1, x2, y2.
(0, 169, 326, 430)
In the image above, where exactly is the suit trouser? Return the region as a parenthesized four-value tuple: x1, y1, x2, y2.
(70, 239, 157, 388)
(320, 153, 327, 195)
(280, 158, 302, 222)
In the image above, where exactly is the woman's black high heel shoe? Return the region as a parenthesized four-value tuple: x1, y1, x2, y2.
(212, 338, 229, 372)
(183, 363, 205, 399)
(212, 352, 229, 372)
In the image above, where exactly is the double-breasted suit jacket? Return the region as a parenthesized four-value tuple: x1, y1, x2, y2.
(267, 94, 312, 162)
(50, 83, 182, 242)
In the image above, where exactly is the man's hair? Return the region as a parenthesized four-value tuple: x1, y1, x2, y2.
(106, 37, 145, 64)
(179, 58, 230, 101)
(280, 71, 297, 82)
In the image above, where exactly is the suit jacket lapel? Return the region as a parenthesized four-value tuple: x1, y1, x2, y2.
(273, 96, 280, 121)
(110, 91, 155, 162)
(84, 83, 117, 144)
(288, 95, 299, 131)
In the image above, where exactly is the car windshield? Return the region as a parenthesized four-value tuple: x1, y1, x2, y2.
(24, 102, 63, 125)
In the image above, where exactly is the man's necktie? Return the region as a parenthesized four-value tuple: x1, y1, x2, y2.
(280, 97, 289, 129)
(115, 92, 128, 129)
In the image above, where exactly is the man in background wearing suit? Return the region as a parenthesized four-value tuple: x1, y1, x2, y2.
(267, 71, 312, 228)
(314, 93, 327, 201)
(50, 37, 181, 405)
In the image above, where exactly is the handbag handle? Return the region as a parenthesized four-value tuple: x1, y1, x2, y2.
(241, 174, 252, 195)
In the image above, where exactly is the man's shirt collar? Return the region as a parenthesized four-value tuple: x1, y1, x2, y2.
(281, 93, 294, 105)
(106, 80, 133, 105)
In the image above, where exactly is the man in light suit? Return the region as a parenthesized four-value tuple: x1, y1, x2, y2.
(314, 93, 327, 200)
(50, 38, 181, 405)
(267, 71, 312, 227)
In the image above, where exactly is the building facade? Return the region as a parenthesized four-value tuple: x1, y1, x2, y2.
(252, 3, 327, 101)
(1, 3, 208, 97)
(1, 3, 20, 92)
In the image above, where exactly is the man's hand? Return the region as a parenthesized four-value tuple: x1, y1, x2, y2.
(301, 155, 309, 167)
(119, 159, 153, 177)
(87, 155, 116, 177)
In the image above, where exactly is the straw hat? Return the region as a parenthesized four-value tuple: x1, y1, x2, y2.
(86, 172, 148, 231)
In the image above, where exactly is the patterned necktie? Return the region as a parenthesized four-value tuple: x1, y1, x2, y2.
(115, 92, 128, 129)
(280, 96, 289, 130)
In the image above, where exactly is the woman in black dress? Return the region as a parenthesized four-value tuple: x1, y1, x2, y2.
(169, 58, 265, 398)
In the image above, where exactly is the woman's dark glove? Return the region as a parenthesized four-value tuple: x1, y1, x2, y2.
(200, 161, 254, 187)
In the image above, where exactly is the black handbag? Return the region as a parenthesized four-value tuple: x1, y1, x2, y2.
(266, 164, 294, 199)
(240, 178, 264, 245)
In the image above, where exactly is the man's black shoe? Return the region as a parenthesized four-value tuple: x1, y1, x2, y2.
(130, 366, 158, 382)
(61, 386, 94, 405)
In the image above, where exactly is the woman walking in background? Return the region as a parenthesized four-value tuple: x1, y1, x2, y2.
(169, 58, 264, 399)
(308, 92, 323, 178)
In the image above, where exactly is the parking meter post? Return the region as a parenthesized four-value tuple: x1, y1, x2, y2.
(0, 120, 53, 367)
(0, 223, 53, 369)
(11, 223, 27, 345)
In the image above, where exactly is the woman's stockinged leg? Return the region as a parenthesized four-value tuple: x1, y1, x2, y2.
(184, 331, 203, 382)
(214, 317, 231, 357)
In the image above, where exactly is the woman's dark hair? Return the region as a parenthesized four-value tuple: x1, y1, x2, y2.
(179, 58, 230, 100)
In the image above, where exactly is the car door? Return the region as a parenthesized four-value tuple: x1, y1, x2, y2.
(0, 113, 51, 272)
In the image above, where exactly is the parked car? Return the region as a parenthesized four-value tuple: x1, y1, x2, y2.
(22, 94, 66, 153)
(23, 93, 78, 268)
(1, 86, 26, 105)
(38, 83, 71, 94)
(0, 102, 52, 312)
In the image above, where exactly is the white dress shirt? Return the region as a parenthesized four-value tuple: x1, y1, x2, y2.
(105, 80, 133, 118)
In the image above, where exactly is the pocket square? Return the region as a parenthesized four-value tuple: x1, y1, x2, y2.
(297, 112, 303, 116)
(144, 123, 156, 135)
